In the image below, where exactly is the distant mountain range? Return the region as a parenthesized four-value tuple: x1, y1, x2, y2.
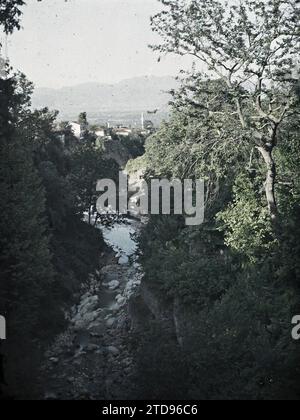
(31, 76, 178, 126)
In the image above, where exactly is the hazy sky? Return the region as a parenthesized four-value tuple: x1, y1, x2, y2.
(4, 0, 191, 89)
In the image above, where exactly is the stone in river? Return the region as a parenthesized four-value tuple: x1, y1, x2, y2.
(86, 344, 99, 352)
(116, 295, 126, 305)
(106, 318, 116, 328)
(107, 346, 120, 356)
(108, 280, 120, 290)
(118, 255, 129, 265)
(78, 295, 99, 315)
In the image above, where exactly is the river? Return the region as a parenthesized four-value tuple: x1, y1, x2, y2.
(100, 219, 138, 264)
(41, 218, 142, 400)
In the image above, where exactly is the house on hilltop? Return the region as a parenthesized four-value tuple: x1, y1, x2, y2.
(70, 122, 84, 139)
(114, 127, 132, 137)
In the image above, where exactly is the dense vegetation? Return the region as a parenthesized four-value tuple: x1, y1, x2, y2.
(1, 0, 300, 401)
(0, 3, 120, 397)
(0, 73, 116, 397)
(135, 0, 300, 400)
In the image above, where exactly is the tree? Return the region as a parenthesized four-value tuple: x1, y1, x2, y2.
(144, 119, 155, 133)
(70, 142, 118, 224)
(0, 69, 113, 397)
(0, 70, 56, 396)
(78, 111, 88, 132)
(59, 120, 78, 148)
(0, 0, 25, 34)
(138, 96, 300, 397)
(151, 0, 300, 219)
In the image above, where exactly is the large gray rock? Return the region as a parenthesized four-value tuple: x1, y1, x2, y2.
(83, 309, 102, 323)
(118, 255, 129, 265)
(107, 280, 120, 290)
(106, 318, 116, 328)
(86, 344, 100, 353)
(107, 346, 120, 356)
(116, 295, 126, 306)
(73, 308, 103, 329)
(109, 302, 120, 312)
(78, 295, 99, 315)
(101, 265, 119, 277)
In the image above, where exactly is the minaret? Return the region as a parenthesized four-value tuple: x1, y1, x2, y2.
(141, 112, 144, 130)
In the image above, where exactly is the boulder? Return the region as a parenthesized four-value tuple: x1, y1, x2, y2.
(107, 280, 120, 290)
(116, 295, 126, 306)
(73, 308, 103, 329)
(82, 309, 102, 324)
(118, 255, 129, 265)
(106, 318, 116, 328)
(107, 346, 120, 356)
(78, 295, 99, 315)
(86, 344, 99, 352)
(109, 302, 120, 312)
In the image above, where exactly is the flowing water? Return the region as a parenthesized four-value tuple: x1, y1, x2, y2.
(99, 219, 138, 264)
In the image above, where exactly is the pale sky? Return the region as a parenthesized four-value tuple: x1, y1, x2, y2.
(4, 0, 191, 89)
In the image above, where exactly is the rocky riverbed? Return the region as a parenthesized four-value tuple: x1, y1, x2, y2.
(40, 219, 143, 400)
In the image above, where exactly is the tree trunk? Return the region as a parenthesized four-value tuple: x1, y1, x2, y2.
(256, 145, 277, 220)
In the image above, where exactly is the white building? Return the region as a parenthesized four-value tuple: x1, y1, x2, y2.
(95, 128, 106, 138)
(70, 122, 83, 139)
(115, 128, 132, 137)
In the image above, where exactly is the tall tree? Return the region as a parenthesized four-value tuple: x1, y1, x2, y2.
(70, 142, 118, 224)
(151, 0, 300, 219)
(0, 69, 55, 396)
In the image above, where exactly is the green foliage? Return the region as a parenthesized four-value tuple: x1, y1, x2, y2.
(69, 142, 119, 223)
(0, 72, 57, 397)
(118, 132, 145, 159)
(0, 0, 25, 34)
(143, 79, 252, 215)
(0, 72, 111, 397)
(78, 111, 87, 126)
(132, 322, 189, 400)
(1, 0, 299, 401)
(217, 173, 277, 262)
(0, 74, 54, 330)
(274, 117, 300, 286)
(139, 216, 234, 307)
(133, 4, 300, 400)
(137, 70, 300, 400)
(151, 0, 300, 218)
(185, 269, 299, 400)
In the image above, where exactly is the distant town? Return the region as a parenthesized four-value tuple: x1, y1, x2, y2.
(61, 112, 155, 143)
